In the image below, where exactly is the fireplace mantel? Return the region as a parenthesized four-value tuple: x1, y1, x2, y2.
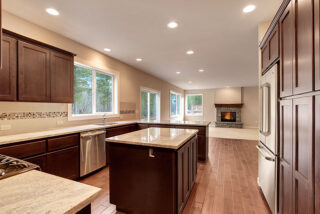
(214, 103, 243, 108)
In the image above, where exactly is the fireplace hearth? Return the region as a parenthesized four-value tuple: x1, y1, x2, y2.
(215, 104, 243, 128)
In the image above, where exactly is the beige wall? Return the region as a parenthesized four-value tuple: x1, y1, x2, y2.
(0, 11, 184, 135)
(184, 87, 259, 128)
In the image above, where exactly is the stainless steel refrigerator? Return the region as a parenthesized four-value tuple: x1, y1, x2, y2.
(258, 64, 278, 214)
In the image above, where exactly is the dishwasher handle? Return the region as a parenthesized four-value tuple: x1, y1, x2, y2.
(81, 130, 106, 137)
(256, 145, 275, 162)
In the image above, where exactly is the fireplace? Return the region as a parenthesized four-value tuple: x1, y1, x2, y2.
(215, 104, 243, 128)
(221, 112, 236, 122)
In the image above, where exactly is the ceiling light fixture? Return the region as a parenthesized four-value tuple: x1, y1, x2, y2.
(104, 48, 111, 52)
(186, 50, 194, 55)
(167, 21, 178, 29)
(198, 69, 204, 72)
(176, 71, 181, 74)
(136, 58, 143, 62)
(243, 5, 256, 13)
(46, 8, 60, 16)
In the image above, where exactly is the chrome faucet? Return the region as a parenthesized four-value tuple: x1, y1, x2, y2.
(102, 114, 108, 124)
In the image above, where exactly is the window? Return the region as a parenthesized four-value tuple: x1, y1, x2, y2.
(70, 63, 117, 119)
(186, 94, 203, 116)
(170, 91, 181, 118)
(141, 88, 160, 120)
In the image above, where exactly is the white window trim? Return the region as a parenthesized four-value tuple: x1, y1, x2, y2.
(68, 62, 119, 121)
(185, 94, 203, 116)
(140, 87, 161, 120)
(170, 91, 182, 118)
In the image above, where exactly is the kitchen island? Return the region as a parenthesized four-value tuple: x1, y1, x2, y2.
(106, 127, 198, 214)
(0, 170, 101, 213)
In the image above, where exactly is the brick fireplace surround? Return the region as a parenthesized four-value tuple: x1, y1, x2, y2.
(215, 104, 243, 128)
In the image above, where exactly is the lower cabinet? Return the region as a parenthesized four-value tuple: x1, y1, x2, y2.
(279, 96, 314, 214)
(46, 146, 79, 180)
(315, 95, 320, 214)
(24, 154, 47, 172)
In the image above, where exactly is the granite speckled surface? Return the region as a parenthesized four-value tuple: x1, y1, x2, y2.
(0, 170, 101, 214)
(106, 127, 198, 149)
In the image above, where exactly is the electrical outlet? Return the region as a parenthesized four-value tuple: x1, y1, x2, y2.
(0, 125, 12, 131)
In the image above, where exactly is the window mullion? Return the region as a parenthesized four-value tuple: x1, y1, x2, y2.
(92, 70, 97, 114)
(147, 92, 150, 120)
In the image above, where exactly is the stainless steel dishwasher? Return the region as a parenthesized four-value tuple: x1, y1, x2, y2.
(80, 130, 106, 177)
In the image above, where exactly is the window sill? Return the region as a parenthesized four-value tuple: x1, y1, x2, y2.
(68, 113, 120, 121)
(185, 114, 203, 117)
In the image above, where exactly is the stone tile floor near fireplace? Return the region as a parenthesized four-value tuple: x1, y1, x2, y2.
(209, 127, 259, 141)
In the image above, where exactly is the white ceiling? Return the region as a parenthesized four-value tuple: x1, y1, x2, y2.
(3, 0, 282, 90)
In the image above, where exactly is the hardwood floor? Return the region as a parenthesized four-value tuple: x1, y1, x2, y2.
(80, 137, 271, 214)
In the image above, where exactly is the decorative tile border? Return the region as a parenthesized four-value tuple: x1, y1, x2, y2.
(120, 110, 136, 115)
(0, 112, 68, 120)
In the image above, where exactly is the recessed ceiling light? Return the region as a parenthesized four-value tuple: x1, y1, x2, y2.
(136, 58, 143, 62)
(186, 50, 194, 55)
(46, 8, 60, 16)
(176, 71, 181, 74)
(243, 5, 256, 13)
(167, 21, 178, 29)
(104, 48, 111, 52)
(198, 69, 204, 72)
(188, 81, 192, 84)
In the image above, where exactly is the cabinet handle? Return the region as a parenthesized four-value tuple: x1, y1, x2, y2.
(149, 148, 155, 158)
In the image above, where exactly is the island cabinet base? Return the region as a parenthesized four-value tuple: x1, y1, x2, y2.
(109, 136, 198, 214)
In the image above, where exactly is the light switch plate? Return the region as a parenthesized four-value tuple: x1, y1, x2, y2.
(0, 125, 12, 131)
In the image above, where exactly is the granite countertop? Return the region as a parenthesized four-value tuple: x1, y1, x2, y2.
(0, 170, 101, 214)
(0, 120, 209, 146)
(106, 127, 198, 149)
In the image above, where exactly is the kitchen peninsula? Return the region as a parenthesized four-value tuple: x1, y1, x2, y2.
(106, 127, 198, 214)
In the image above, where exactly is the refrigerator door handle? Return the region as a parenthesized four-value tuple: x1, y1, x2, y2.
(256, 145, 275, 162)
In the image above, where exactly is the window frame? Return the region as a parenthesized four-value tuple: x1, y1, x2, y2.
(185, 94, 204, 116)
(140, 87, 161, 121)
(68, 62, 119, 121)
(170, 91, 182, 118)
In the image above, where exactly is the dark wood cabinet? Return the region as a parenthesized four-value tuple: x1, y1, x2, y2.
(280, 1, 295, 98)
(18, 41, 50, 102)
(47, 134, 79, 152)
(292, 97, 314, 214)
(315, 95, 320, 214)
(315, 0, 320, 91)
(0, 35, 17, 101)
(24, 154, 47, 172)
(137, 123, 148, 130)
(47, 146, 79, 180)
(293, 0, 314, 95)
(261, 24, 279, 74)
(0, 0, 2, 68)
(0, 140, 46, 159)
(50, 51, 74, 103)
(279, 99, 293, 214)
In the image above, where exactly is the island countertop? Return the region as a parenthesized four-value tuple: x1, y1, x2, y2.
(106, 127, 198, 149)
(0, 170, 101, 214)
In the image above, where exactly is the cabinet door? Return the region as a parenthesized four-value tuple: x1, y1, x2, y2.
(24, 154, 47, 172)
(0, 0, 2, 68)
(261, 43, 269, 72)
(279, 100, 293, 214)
(293, 0, 314, 95)
(293, 97, 314, 214)
(315, 0, 320, 90)
(316, 95, 320, 214)
(0, 35, 17, 101)
(269, 24, 279, 64)
(18, 41, 50, 102)
(50, 51, 74, 103)
(280, 2, 295, 97)
(47, 146, 79, 180)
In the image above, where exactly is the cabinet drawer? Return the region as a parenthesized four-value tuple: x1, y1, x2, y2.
(175, 125, 206, 135)
(0, 140, 46, 159)
(47, 134, 79, 152)
(106, 124, 137, 138)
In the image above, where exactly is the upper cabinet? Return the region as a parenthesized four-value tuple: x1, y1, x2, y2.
(315, 0, 320, 90)
(0, 35, 17, 101)
(18, 41, 50, 102)
(261, 24, 279, 74)
(50, 51, 74, 103)
(279, 1, 295, 97)
(0, 30, 75, 103)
